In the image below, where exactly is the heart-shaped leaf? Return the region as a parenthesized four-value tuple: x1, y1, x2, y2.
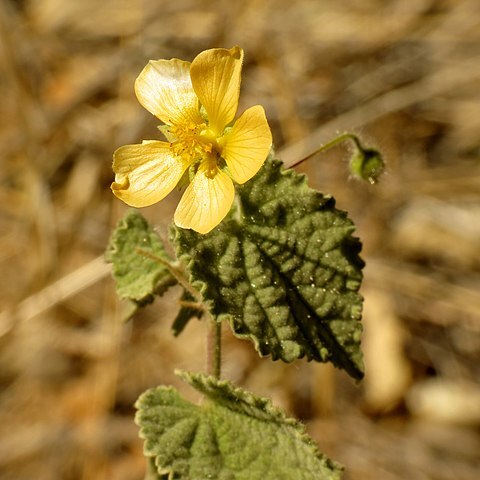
(173, 159, 364, 379)
(136, 371, 343, 479)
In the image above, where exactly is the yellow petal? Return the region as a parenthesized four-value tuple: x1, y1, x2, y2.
(174, 163, 235, 234)
(112, 141, 189, 207)
(221, 105, 272, 184)
(135, 59, 203, 126)
(190, 46, 244, 134)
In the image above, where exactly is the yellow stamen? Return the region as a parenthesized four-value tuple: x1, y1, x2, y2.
(168, 121, 219, 166)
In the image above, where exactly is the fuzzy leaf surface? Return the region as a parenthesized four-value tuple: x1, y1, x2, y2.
(106, 210, 176, 304)
(136, 371, 343, 480)
(173, 159, 364, 379)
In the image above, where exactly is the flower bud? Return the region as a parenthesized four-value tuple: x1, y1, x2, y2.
(349, 147, 384, 184)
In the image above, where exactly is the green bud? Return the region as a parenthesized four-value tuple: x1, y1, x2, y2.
(349, 147, 385, 184)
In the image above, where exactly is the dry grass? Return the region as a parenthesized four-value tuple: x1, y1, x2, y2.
(1, 0, 480, 479)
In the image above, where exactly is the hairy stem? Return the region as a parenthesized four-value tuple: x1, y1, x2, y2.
(135, 247, 222, 377)
(289, 133, 364, 168)
(135, 247, 200, 301)
(206, 312, 222, 379)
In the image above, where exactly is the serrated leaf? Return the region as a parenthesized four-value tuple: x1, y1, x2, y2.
(136, 371, 342, 480)
(106, 210, 176, 304)
(145, 458, 164, 479)
(173, 159, 364, 379)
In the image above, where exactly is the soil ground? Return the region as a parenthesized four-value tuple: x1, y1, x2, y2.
(1, 1, 479, 479)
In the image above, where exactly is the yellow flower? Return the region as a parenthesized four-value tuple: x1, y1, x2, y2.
(112, 47, 272, 234)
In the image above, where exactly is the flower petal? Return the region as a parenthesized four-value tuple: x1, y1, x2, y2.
(221, 105, 272, 184)
(174, 163, 235, 234)
(112, 141, 189, 207)
(135, 59, 203, 126)
(190, 46, 244, 134)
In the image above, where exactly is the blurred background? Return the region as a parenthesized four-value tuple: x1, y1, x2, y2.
(1, 0, 479, 479)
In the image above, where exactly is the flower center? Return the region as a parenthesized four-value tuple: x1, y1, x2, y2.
(169, 122, 219, 166)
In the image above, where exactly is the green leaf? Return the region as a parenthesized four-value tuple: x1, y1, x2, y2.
(171, 291, 204, 337)
(173, 159, 364, 379)
(136, 371, 343, 480)
(106, 210, 176, 305)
